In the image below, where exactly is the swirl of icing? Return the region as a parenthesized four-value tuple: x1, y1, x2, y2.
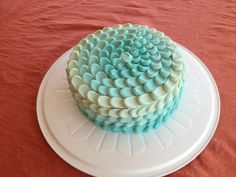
(67, 23, 185, 133)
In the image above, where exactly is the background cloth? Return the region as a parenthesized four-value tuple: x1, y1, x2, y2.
(0, 0, 235, 176)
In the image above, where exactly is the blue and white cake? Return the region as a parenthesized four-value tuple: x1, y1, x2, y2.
(66, 23, 185, 133)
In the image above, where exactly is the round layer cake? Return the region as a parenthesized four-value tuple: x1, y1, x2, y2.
(66, 23, 185, 133)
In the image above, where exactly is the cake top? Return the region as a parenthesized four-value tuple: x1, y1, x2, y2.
(67, 23, 184, 118)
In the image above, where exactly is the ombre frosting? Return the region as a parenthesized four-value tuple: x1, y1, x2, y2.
(66, 23, 185, 133)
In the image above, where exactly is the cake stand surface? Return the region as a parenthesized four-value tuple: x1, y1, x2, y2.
(37, 44, 220, 177)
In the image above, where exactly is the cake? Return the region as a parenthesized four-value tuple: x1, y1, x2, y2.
(66, 23, 185, 133)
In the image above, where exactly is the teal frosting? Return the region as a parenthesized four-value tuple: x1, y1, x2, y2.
(79, 86, 183, 133)
(67, 23, 185, 133)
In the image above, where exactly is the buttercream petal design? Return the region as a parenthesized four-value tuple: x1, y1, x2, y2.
(66, 23, 185, 133)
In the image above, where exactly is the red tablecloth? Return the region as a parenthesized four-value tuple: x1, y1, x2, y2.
(0, 0, 235, 176)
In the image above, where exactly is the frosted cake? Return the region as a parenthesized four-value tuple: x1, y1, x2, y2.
(66, 23, 185, 133)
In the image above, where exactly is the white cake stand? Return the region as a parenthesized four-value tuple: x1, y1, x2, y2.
(37, 44, 220, 177)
